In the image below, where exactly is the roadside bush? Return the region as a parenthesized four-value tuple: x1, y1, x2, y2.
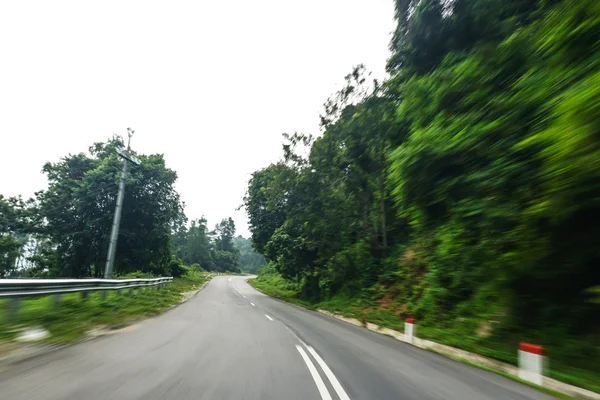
(189, 263, 206, 272)
(168, 258, 189, 278)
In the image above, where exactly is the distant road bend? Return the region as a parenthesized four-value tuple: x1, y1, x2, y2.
(0, 276, 555, 400)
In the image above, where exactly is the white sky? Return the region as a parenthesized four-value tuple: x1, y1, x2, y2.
(0, 0, 395, 237)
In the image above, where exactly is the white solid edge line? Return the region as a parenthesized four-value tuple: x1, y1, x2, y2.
(265, 314, 274, 321)
(305, 345, 351, 400)
(250, 302, 255, 307)
(295, 345, 332, 400)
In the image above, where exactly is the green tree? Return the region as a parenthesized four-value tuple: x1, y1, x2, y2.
(176, 217, 215, 270)
(212, 218, 240, 272)
(0, 195, 22, 277)
(36, 137, 184, 277)
(233, 235, 266, 273)
(244, 163, 299, 254)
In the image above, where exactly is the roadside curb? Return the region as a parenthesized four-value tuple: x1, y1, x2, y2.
(317, 309, 600, 400)
(0, 277, 213, 370)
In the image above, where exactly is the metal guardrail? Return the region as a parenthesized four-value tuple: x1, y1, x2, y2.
(0, 277, 173, 298)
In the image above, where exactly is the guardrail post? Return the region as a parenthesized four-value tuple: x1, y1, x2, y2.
(54, 294, 61, 305)
(117, 288, 122, 296)
(101, 290, 108, 300)
(128, 287, 134, 296)
(8, 298, 20, 323)
(81, 291, 88, 300)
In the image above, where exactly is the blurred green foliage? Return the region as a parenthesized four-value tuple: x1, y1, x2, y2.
(245, 0, 600, 391)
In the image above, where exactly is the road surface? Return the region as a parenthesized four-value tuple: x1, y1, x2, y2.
(0, 276, 555, 399)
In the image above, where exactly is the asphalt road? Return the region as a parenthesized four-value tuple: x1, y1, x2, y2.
(0, 276, 556, 400)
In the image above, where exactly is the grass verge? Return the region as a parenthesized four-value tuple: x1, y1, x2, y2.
(0, 271, 209, 343)
(249, 275, 314, 309)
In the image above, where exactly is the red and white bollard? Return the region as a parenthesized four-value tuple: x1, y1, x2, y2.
(518, 342, 545, 386)
(405, 318, 415, 344)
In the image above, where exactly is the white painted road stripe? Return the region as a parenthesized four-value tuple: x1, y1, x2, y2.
(228, 278, 232, 282)
(305, 345, 351, 400)
(295, 345, 332, 400)
(265, 314, 274, 321)
(250, 302, 255, 307)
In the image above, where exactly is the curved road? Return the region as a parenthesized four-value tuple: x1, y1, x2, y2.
(0, 276, 555, 399)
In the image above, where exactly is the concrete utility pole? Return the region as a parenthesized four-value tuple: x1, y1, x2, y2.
(104, 128, 141, 279)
